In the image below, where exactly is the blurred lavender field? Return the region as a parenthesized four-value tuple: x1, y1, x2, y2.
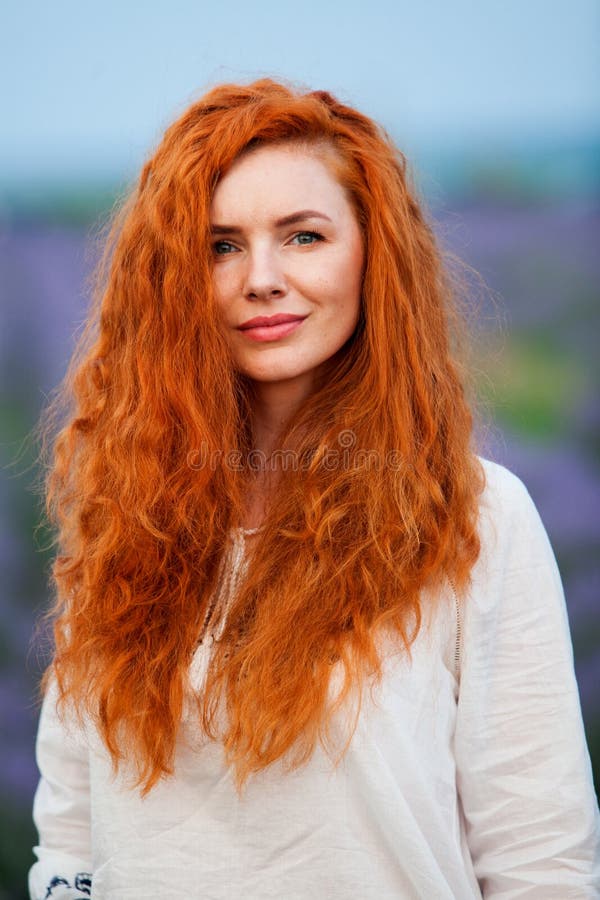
(0, 195, 599, 895)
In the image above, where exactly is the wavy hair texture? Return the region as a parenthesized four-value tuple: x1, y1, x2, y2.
(35, 78, 485, 793)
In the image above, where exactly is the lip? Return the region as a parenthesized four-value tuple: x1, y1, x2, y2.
(237, 313, 308, 343)
(238, 313, 307, 330)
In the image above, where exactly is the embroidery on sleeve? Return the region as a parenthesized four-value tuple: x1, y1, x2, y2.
(44, 877, 68, 899)
(74, 872, 92, 895)
(44, 872, 92, 898)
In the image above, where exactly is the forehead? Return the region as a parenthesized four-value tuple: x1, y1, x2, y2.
(209, 144, 351, 222)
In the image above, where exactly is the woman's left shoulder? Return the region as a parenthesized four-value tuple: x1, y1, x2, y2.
(472, 456, 558, 577)
(477, 455, 534, 514)
(455, 458, 600, 893)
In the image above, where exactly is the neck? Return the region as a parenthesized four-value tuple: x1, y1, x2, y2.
(241, 375, 319, 531)
(249, 375, 314, 455)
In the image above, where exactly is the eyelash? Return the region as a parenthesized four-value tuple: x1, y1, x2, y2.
(212, 230, 325, 256)
(213, 241, 237, 256)
(290, 230, 325, 246)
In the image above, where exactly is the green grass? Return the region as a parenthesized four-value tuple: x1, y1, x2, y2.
(475, 333, 587, 441)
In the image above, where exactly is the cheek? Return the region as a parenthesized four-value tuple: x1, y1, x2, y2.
(211, 269, 237, 320)
(319, 283, 361, 344)
(331, 254, 363, 317)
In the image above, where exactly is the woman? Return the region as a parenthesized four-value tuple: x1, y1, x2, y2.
(30, 79, 600, 898)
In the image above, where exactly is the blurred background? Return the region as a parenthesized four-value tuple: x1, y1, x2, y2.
(1, 1, 598, 896)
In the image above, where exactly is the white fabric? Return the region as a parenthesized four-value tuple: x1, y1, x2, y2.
(29, 459, 600, 899)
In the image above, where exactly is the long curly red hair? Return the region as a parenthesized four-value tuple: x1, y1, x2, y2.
(36, 78, 484, 792)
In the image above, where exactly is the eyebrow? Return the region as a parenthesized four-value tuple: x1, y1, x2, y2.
(210, 209, 333, 235)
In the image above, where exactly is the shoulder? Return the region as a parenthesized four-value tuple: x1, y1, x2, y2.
(477, 455, 532, 513)
(460, 456, 569, 656)
(477, 455, 545, 534)
(472, 455, 558, 580)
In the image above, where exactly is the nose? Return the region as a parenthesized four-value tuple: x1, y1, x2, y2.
(242, 247, 287, 301)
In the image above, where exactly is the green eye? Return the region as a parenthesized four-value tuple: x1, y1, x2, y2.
(291, 231, 324, 245)
(214, 241, 236, 255)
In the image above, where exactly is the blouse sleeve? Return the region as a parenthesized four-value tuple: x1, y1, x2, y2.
(454, 461, 600, 898)
(29, 678, 93, 900)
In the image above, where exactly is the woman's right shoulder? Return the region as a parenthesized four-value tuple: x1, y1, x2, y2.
(37, 674, 91, 754)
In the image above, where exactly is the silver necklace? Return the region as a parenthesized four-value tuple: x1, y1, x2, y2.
(198, 529, 256, 645)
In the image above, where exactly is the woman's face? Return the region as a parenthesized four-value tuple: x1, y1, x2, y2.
(209, 143, 364, 397)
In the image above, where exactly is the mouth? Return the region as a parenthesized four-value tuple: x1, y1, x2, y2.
(237, 313, 308, 342)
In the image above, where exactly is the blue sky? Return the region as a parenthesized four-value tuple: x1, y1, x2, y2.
(3, 0, 599, 181)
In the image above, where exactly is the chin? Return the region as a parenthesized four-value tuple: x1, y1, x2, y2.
(245, 370, 313, 384)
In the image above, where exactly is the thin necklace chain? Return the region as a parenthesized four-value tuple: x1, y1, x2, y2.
(199, 529, 253, 644)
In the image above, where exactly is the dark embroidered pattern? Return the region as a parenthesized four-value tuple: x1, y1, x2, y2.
(44, 877, 68, 898)
(44, 871, 92, 898)
(75, 873, 92, 894)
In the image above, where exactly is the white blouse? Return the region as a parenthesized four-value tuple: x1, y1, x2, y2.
(29, 459, 600, 899)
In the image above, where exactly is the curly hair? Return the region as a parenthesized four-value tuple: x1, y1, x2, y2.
(35, 78, 484, 792)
